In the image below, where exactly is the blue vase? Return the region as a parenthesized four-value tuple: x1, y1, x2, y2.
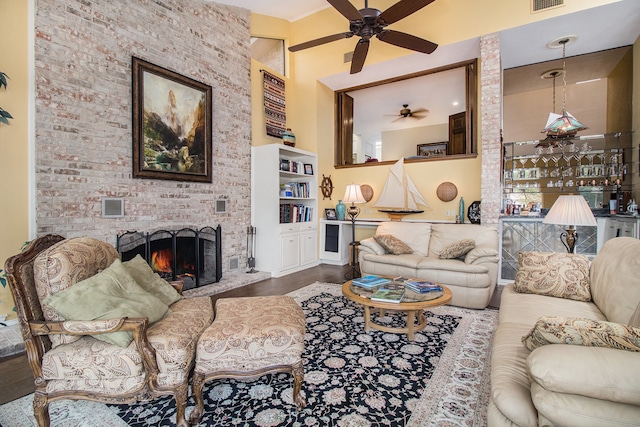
(458, 197, 465, 223)
(336, 200, 346, 221)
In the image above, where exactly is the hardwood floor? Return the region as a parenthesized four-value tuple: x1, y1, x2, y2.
(0, 264, 349, 405)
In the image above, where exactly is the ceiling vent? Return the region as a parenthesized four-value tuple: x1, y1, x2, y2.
(531, 0, 564, 13)
(344, 51, 354, 64)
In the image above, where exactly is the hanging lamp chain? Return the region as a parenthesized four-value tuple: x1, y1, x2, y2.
(561, 39, 568, 115)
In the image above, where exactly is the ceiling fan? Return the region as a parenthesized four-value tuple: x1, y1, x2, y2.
(388, 104, 429, 122)
(288, 0, 438, 74)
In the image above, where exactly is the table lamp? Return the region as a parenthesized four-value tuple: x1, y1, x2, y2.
(343, 184, 366, 280)
(542, 195, 597, 253)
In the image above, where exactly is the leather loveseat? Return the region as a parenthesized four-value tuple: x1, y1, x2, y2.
(358, 221, 499, 309)
(489, 237, 640, 427)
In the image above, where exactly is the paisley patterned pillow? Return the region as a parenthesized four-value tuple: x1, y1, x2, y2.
(439, 239, 475, 259)
(522, 316, 640, 352)
(373, 234, 413, 255)
(514, 251, 591, 301)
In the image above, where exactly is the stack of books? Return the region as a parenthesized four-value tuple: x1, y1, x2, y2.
(352, 275, 392, 289)
(404, 280, 443, 294)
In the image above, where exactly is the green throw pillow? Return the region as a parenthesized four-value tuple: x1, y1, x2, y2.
(43, 259, 170, 347)
(122, 254, 181, 306)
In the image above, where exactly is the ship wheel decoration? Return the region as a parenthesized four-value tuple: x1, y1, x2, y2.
(320, 174, 334, 200)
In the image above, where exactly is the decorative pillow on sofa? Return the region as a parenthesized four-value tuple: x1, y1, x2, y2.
(43, 259, 170, 347)
(123, 254, 182, 306)
(374, 234, 413, 255)
(514, 251, 591, 301)
(522, 316, 640, 352)
(439, 239, 475, 259)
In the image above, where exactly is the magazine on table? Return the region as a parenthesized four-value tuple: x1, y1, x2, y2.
(370, 286, 405, 303)
(404, 280, 443, 294)
(352, 275, 392, 289)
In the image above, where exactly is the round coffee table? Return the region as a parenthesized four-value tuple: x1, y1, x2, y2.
(342, 280, 452, 341)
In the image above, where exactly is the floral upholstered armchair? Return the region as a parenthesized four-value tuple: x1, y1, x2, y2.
(4, 234, 214, 427)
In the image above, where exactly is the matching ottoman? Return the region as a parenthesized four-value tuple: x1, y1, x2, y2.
(189, 295, 306, 424)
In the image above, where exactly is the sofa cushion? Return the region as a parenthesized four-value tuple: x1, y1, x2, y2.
(439, 239, 475, 259)
(43, 259, 170, 347)
(428, 223, 497, 258)
(528, 345, 640, 406)
(522, 316, 640, 352)
(373, 234, 413, 255)
(122, 254, 182, 306)
(376, 222, 431, 256)
(514, 251, 591, 301)
(590, 237, 640, 325)
(499, 284, 606, 328)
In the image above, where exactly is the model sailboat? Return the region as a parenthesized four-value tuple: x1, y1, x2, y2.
(374, 158, 430, 221)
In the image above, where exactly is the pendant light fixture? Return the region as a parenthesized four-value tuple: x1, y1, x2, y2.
(541, 36, 588, 139)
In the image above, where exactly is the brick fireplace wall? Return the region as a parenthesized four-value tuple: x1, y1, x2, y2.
(34, 0, 251, 275)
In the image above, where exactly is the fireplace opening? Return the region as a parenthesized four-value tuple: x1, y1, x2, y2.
(117, 226, 222, 290)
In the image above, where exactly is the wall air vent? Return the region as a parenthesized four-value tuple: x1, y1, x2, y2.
(531, 0, 564, 13)
(344, 51, 354, 63)
(102, 198, 124, 218)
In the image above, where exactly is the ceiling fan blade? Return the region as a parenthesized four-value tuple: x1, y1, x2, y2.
(378, 0, 435, 25)
(411, 108, 428, 114)
(350, 39, 369, 74)
(377, 30, 438, 54)
(327, 0, 363, 21)
(289, 32, 354, 52)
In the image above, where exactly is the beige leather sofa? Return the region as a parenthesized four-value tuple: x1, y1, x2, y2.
(489, 237, 640, 427)
(358, 222, 499, 309)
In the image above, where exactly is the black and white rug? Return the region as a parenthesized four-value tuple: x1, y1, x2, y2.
(0, 282, 497, 427)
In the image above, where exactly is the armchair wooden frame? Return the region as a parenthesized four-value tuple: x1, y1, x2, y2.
(4, 235, 191, 427)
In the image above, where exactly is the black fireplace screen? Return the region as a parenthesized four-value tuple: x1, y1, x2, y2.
(117, 226, 222, 290)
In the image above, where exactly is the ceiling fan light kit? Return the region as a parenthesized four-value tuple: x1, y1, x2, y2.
(289, 0, 438, 74)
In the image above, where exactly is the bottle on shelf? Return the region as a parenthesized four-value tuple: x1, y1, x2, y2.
(282, 128, 296, 147)
(335, 200, 346, 220)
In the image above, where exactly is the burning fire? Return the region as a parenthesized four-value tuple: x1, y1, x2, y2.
(151, 249, 173, 273)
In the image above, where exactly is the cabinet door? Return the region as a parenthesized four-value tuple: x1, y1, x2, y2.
(280, 234, 300, 271)
(300, 231, 318, 265)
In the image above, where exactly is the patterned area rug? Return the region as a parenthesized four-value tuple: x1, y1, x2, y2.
(0, 282, 496, 427)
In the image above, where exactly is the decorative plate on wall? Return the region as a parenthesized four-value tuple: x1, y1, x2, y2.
(436, 182, 458, 202)
(468, 200, 481, 224)
(360, 184, 374, 202)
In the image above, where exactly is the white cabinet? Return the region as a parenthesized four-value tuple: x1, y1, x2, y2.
(319, 220, 352, 265)
(252, 145, 319, 277)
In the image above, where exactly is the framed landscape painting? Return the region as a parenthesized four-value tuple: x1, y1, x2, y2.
(132, 57, 213, 182)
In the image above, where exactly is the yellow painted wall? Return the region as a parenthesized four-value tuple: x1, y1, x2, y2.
(0, 1, 30, 320)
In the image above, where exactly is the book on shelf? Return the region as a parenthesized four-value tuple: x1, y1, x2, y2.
(404, 280, 443, 294)
(279, 203, 313, 223)
(370, 286, 405, 303)
(352, 275, 392, 289)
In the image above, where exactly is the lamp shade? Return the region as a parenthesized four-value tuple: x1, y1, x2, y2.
(543, 195, 597, 226)
(542, 111, 588, 137)
(343, 184, 366, 204)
